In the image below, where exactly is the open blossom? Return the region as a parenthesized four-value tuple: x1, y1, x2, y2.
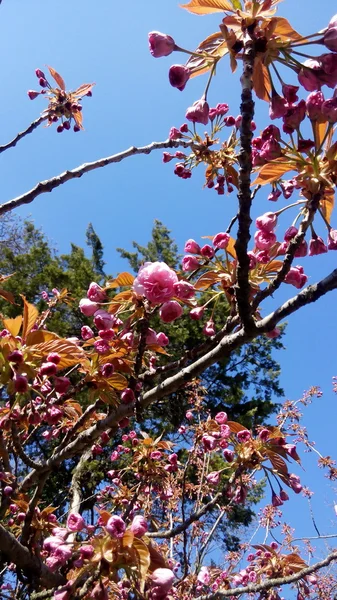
(289, 473, 302, 494)
(133, 262, 178, 304)
(106, 515, 126, 538)
(206, 471, 221, 486)
(66, 512, 85, 532)
(148, 32, 175, 58)
(198, 566, 211, 585)
(254, 230, 276, 251)
(159, 300, 183, 323)
(94, 309, 114, 330)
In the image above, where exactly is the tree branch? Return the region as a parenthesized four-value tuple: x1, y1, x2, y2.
(0, 139, 195, 216)
(0, 523, 65, 589)
(0, 116, 46, 155)
(200, 550, 337, 599)
(234, 37, 256, 333)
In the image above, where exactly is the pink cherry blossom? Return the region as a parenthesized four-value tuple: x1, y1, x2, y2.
(159, 300, 183, 323)
(106, 515, 126, 538)
(133, 262, 178, 304)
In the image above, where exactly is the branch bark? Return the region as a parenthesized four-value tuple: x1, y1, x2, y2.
(0, 116, 46, 155)
(234, 37, 256, 332)
(0, 139, 194, 216)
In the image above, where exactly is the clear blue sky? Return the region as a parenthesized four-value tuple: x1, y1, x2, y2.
(1, 0, 337, 561)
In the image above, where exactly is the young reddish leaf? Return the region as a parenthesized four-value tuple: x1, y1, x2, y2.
(2, 316, 22, 337)
(320, 191, 335, 224)
(185, 32, 228, 78)
(253, 159, 294, 185)
(194, 271, 221, 290)
(227, 421, 249, 434)
(226, 236, 237, 259)
(312, 120, 328, 150)
(272, 17, 304, 41)
(26, 330, 60, 346)
(110, 290, 134, 302)
(48, 66, 66, 90)
(106, 373, 128, 390)
(0, 288, 16, 304)
(122, 530, 134, 548)
(262, 260, 284, 274)
(27, 338, 86, 370)
(73, 83, 95, 98)
(133, 538, 151, 592)
(252, 59, 271, 102)
(21, 296, 39, 341)
(107, 272, 135, 288)
(73, 110, 83, 130)
(181, 0, 233, 14)
(266, 450, 289, 475)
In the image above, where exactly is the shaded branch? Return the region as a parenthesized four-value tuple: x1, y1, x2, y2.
(0, 138, 195, 216)
(0, 116, 46, 155)
(0, 523, 65, 589)
(201, 549, 337, 599)
(234, 37, 256, 333)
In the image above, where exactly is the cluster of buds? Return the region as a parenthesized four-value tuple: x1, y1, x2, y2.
(27, 67, 94, 132)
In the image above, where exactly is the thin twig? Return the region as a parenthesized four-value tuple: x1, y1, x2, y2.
(0, 116, 46, 155)
(0, 138, 195, 216)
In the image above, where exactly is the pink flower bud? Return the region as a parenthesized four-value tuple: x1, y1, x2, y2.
(79, 298, 99, 316)
(54, 377, 70, 394)
(94, 339, 110, 354)
(94, 309, 113, 331)
(35, 69, 46, 79)
(206, 471, 221, 486)
(184, 239, 200, 254)
(101, 363, 115, 378)
(169, 64, 190, 91)
(186, 99, 209, 125)
(121, 388, 135, 404)
(159, 300, 183, 323)
(189, 306, 205, 320)
(27, 90, 40, 100)
(8, 350, 24, 364)
(157, 332, 169, 346)
(81, 325, 94, 340)
(309, 236, 328, 256)
(260, 138, 282, 161)
(203, 320, 216, 337)
(306, 91, 325, 121)
(215, 411, 228, 424)
(213, 232, 230, 249)
(162, 152, 174, 163)
(87, 282, 106, 302)
(324, 26, 337, 52)
(202, 434, 217, 451)
(322, 97, 337, 123)
(80, 544, 94, 559)
(182, 255, 199, 271)
(200, 244, 215, 259)
(148, 32, 175, 58)
(39, 361, 58, 376)
(130, 514, 148, 537)
(268, 189, 282, 202)
(266, 327, 281, 339)
(272, 491, 283, 507)
(173, 281, 195, 300)
(151, 568, 175, 592)
(269, 93, 287, 119)
(47, 352, 61, 365)
(289, 473, 302, 494)
(14, 375, 28, 393)
(67, 512, 85, 532)
(298, 59, 322, 91)
(106, 515, 126, 538)
(255, 212, 278, 233)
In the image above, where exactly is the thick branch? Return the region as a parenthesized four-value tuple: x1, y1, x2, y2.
(0, 523, 65, 589)
(0, 139, 194, 216)
(0, 116, 46, 155)
(234, 37, 256, 332)
(201, 550, 337, 599)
